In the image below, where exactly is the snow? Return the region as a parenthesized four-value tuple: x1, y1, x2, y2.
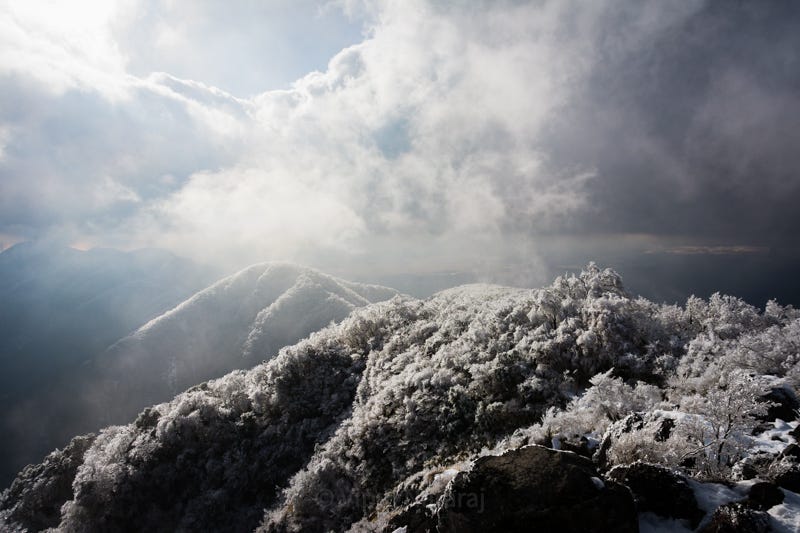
(769, 488, 800, 533)
(689, 479, 745, 514)
(685, 478, 800, 532)
(751, 419, 798, 454)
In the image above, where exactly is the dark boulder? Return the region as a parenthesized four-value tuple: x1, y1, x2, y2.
(435, 445, 638, 533)
(699, 502, 770, 533)
(779, 443, 800, 461)
(557, 435, 595, 459)
(386, 502, 437, 533)
(752, 421, 776, 436)
(654, 417, 675, 442)
(607, 462, 704, 528)
(758, 386, 799, 423)
(732, 451, 775, 481)
(774, 465, 800, 492)
(746, 481, 784, 511)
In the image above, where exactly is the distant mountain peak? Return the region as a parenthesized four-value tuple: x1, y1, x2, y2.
(63, 261, 401, 436)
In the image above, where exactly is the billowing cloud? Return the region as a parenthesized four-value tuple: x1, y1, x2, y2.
(2, 0, 800, 289)
(129, 0, 615, 274)
(113, 0, 363, 96)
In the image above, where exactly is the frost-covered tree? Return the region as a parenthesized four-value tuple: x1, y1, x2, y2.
(676, 370, 770, 477)
(607, 370, 772, 479)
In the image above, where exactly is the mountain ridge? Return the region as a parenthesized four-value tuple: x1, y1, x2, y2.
(97, 261, 400, 405)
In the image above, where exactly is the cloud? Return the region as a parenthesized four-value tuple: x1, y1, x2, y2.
(109, 0, 364, 96)
(649, 245, 770, 256)
(0, 74, 248, 237)
(538, 0, 800, 244)
(146, 166, 368, 265)
(134, 0, 613, 274)
(2, 0, 800, 285)
(0, 0, 128, 96)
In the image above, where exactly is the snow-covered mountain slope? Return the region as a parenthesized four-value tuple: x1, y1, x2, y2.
(0, 260, 397, 493)
(0, 241, 215, 487)
(3, 265, 800, 532)
(86, 262, 399, 421)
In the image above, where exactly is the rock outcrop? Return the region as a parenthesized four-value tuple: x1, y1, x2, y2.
(607, 462, 704, 528)
(433, 446, 638, 533)
(747, 481, 785, 511)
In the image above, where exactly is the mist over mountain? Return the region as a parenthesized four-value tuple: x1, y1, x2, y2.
(3, 265, 800, 532)
(0, 260, 397, 492)
(82, 262, 399, 426)
(0, 241, 215, 394)
(0, 241, 216, 486)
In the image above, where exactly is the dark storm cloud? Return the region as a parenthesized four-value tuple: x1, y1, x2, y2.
(540, 0, 800, 245)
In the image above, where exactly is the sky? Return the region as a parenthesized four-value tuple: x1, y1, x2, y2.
(1, 0, 800, 304)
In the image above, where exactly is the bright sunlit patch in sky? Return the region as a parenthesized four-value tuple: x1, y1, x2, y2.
(113, 0, 366, 96)
(6, 0, 117, 34)
(1, 0, 365, 96)
(0, 0, 126, 92)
